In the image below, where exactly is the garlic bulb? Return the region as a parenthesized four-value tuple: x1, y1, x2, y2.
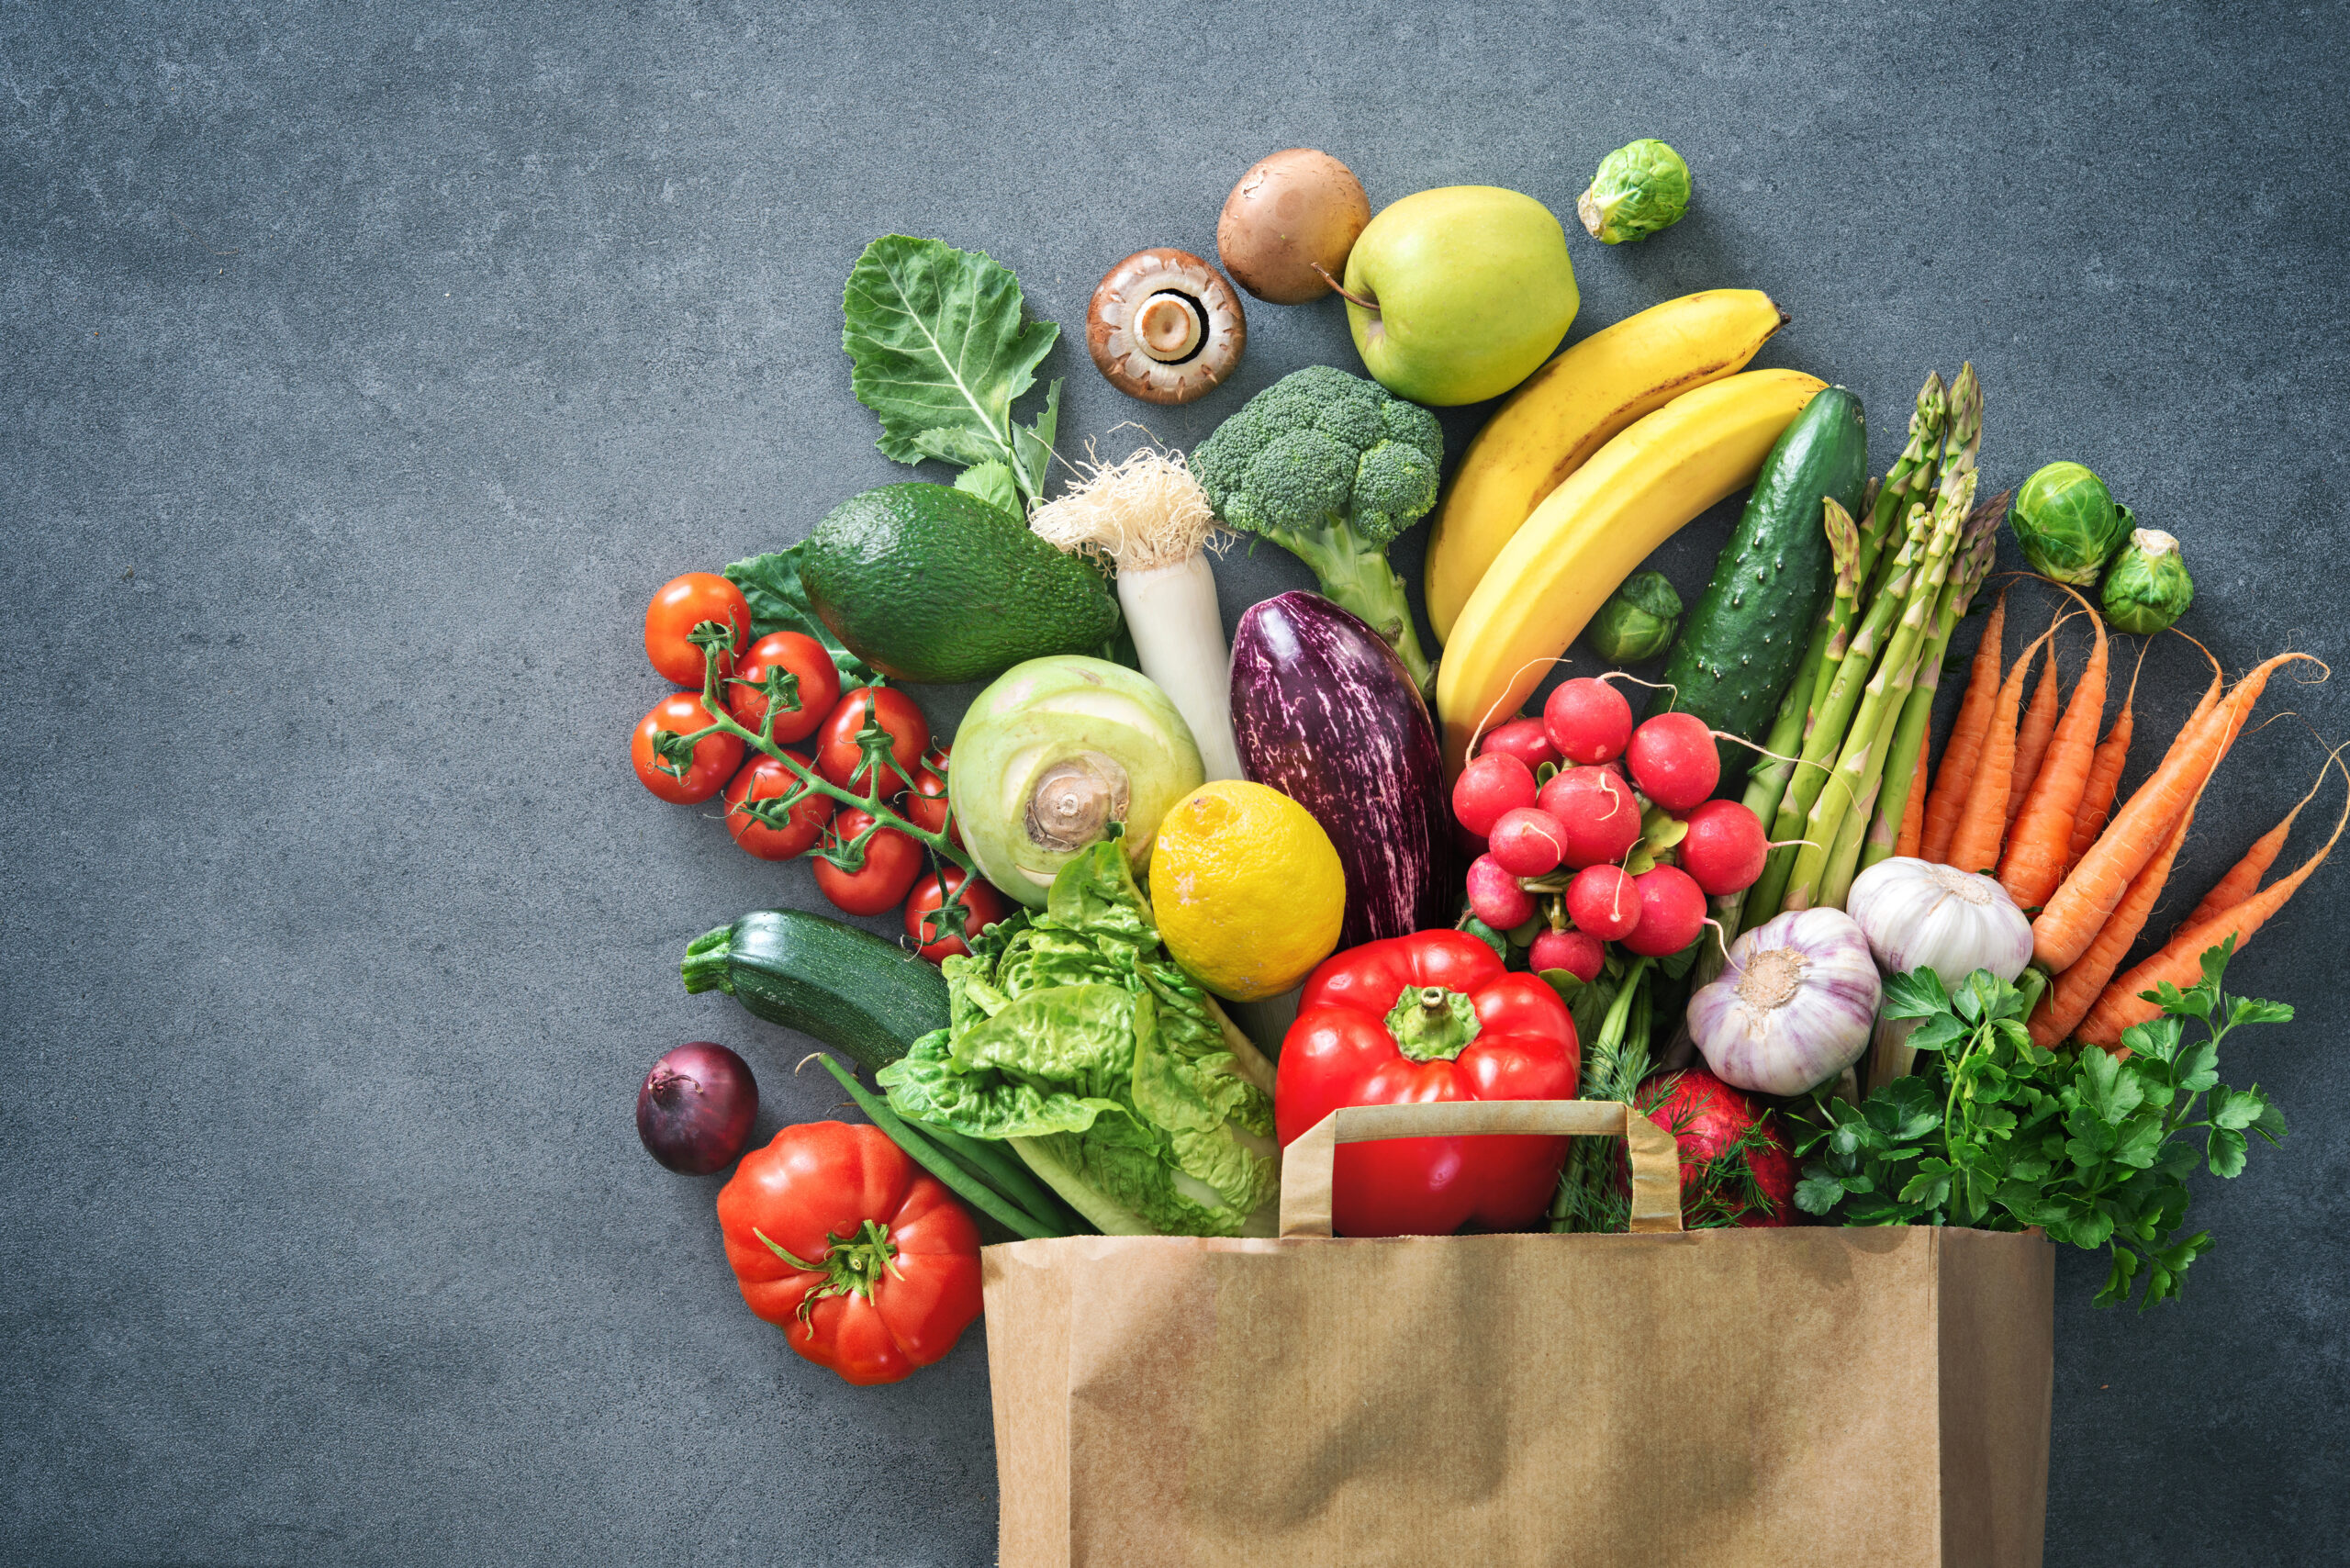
(1687, 909, 1882, 1096)
(1845, 857, 2032, 985)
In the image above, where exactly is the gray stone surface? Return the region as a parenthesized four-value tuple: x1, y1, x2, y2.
(5, 2, 2345, 1562)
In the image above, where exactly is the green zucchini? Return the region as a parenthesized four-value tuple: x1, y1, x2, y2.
(680, 909, 947, 1071)
(1648, 386, 1869, 784)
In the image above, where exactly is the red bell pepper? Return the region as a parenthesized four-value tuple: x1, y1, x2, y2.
(1275, 930, 1580, 1237)
(716, 1121, 982, 1386)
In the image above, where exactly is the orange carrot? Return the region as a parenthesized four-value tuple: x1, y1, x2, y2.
(2032, 652, 2319, 971)
(2005, 642, 2063, 832)
(2065, 640, 2149, 876)
(2180, 762, 2335, 930)
(2031, 804, 2197, 1047)
(2069, 647, 2223, 880)
(1894, 730, 1929, 858)
(1945, 621, 2063, 877)
(2001, 590, 2109, 911)
(2076, 746, 2350, 1047)
(1921, 590, 2008, 865)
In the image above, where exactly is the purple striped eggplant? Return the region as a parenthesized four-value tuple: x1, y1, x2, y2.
(1231, 591, 1456, 947)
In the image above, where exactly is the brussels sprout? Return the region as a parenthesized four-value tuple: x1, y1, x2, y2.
(2007, 461, 2128, 585)
(2100, 528, 2195, 635)
(1577, 140, 1692, 245)
(1589, 569, 1684, 663)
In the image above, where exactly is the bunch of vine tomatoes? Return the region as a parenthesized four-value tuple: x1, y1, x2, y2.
(627, 572, 1003, 961)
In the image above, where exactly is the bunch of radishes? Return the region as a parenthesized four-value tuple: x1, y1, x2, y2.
(1450, 678, 1770, 980)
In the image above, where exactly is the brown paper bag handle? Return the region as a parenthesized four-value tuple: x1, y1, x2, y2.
(1278, 1099, 1684, 1238)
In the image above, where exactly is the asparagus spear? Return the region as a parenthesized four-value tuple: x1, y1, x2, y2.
(1869, 364, 1976, 606)
(1797, 498, 1869, 759)
(1741, 502, 1933, 926)
(1817, 772, 1886, 908)
(1782, 471, 1976, 911)
(1843, 373, 1947, 654)
(1859, 494, 2007, 873)
(1820, 505, 1999, 905)
(1774, 379, 1984, 913)
(1748, 499, 1863, 834)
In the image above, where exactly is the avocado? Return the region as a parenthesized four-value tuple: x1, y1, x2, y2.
(798, 484, 1121, 684)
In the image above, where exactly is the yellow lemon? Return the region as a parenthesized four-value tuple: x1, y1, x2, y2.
(1148, 780, 1346, 1002)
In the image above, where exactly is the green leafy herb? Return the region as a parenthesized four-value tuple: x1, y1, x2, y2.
(722, 543, 874, 682)
(953, 459, 1022, 517)
(1792, 938, 2290, 1309)
(841, 236, 1061, 508)
(1550, 955, 1659, 1233)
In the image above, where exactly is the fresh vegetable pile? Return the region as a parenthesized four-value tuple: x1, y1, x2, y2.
(621, 141, 2341, 1388)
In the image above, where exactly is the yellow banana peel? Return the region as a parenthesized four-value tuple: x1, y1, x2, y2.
(1435, 367, 1825, 775)
(1424, 288, 1789, 644)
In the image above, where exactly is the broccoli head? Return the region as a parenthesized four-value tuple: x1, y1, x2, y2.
(1193, 366, 1444, 695)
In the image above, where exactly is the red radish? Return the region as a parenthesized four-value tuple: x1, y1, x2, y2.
(1632, 1069, 1796, 1226)
(1565, 864, 1641, 941)
(1622, 865, 1707, 956)
(1544, 678, 1633, 764)
(1451, 752, 1538, 838)
(1537, 766, 1641, 868)
(1480, 715, 1560, 772)
(1677, 800, 1769, 895)
(1529, 927, 1606, 982)
(1626, 711, 1721, 812)
(1464, 854, 1535, 929)
(1487, 806, 1567, 876)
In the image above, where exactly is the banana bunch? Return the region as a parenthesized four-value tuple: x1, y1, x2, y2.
(1424, 289, 1808, 772)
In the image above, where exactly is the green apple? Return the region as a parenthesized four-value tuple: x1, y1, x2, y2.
(1341, 185, 1579, 406)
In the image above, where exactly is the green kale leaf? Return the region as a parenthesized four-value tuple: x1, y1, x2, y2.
(842, 235, 1061, 508)
(722, 543, 874, 683)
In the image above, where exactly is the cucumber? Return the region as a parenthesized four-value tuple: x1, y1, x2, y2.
(680, 909, 948, 1071)
(1648, 386, 1868, 784)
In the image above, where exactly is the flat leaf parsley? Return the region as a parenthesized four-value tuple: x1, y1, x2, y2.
(1792, 938, 2289, 1308)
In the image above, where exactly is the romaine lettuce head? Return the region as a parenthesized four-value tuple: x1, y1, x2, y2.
(878, 840, 1278, 1237)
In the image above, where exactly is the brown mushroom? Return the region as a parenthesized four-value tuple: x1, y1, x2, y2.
(1085, 249, 1246, 406)
(1216, 149, 1371, 305)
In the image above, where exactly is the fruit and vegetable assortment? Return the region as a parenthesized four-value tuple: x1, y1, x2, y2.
(625, 140, 2341, 1386)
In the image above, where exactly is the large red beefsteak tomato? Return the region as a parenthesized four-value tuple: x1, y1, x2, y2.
(716, 1121, 981, 1386)
(1276, 930, 1580, 1238)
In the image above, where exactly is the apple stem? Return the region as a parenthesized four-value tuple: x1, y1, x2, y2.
(1312, 263, 1379, 313)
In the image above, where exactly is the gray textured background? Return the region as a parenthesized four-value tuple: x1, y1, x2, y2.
(6, 2, 2346, 1563)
